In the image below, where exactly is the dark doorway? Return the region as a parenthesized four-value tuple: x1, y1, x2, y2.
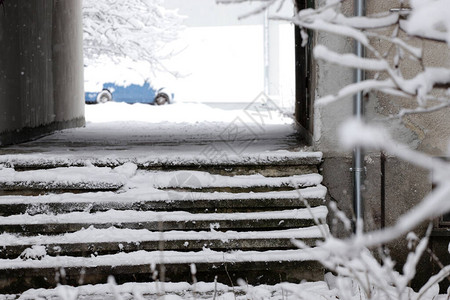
(294, 0, 314, 145)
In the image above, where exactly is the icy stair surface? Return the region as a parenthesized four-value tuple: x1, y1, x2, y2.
(0, 152, 328, 294)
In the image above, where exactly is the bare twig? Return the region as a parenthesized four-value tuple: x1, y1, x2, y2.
(213, 275, 218, 300)
(224, 264, 237, 300)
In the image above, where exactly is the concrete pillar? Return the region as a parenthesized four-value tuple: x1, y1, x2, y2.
(52, 0, 85, 124)
(0, 1, 22, 134)
(0, 0, 84, 146)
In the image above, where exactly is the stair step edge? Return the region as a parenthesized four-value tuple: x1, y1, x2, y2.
(0, 169, 322, 191)
(0, 249, 323, 270)
(0, 151, 323, 170)
(11, 280, 331, 300)
(0, 207, 328, 225)
(0, 186, 327, 205)
(0, 226, 329, 247)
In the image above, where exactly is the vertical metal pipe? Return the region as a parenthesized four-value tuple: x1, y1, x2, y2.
(353, 0, 365, 231)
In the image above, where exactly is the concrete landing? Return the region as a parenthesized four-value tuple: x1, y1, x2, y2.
(0, 111, 311, 168)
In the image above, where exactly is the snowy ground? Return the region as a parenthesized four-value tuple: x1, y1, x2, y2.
(0, 280, 338, 300)
(0, 102, 304, 162)
(84, 101, 293, 124)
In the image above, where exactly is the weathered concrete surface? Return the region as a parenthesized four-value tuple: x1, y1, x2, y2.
(52, 0, 85, 124)
(366, 1, 450, 156)
(0, 196, 326, 216)
(384, 156, 433, 289)
(312, 0, 354, 153)
(313, 0, 450, 156)
(0, 1, 53, 133)
(430, 233, 450, 291)
(312, 0, 448, 291)
(0, 261, 324, 294)
(0, 237, 320, 259)
(322, 153, 438, 289)
(0, 0, 84, 146)
(321, 153, 382, 237)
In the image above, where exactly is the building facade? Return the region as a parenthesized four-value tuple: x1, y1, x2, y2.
(309, 0, 450, 288)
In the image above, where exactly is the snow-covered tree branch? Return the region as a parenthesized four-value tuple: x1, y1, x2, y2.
(83, 0, 184, 72)
(218, 0, 450, 297)
(219, 0, 450, 114)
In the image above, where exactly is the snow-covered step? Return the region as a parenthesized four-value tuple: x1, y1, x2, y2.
(0, 166, 125, 192)
(0, 249, 325, 293)
(0, 166, 322, 193)
(1, 151, 322, 176)
(0, 150, 327, 293)
(0, 186, 327, 216)
(0, 248, 323, 269)
(0, 207, 328, 235)
(146, 171, 322, 192)
(0, 226, 327, 259)
(9, 280, 335, 300)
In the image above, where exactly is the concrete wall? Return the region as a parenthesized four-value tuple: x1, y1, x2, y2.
(313, 0, 450, 155)
(312, 0, 448, 289)
(0, 0, 84, 146)
(365, 1, 450, 157)
(321, 154, 434, 288)
(312, 0, 354, 153)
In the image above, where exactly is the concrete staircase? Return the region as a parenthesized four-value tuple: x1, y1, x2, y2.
(0, 152, 328, 294)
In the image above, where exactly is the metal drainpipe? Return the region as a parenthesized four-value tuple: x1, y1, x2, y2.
(353, 0, 365, 231)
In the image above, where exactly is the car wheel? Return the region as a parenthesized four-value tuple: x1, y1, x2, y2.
(96, 90, 112, 104)
(154, 93, 170, 105)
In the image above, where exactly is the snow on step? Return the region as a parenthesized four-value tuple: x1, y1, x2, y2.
(0, 226, 326, 247)
(0, 166, 126, 190)
(0, 151, 322, 169)
(0, 185, 327, 205)
(134, 171, 322, 189)
(0, 164, 322, 191)
(0, 187, 327, 216)
(0, 207, 328, 225)
(0, 150, 327, 290)
(0, 248, 325, 270)
(14, 280, 335, 300)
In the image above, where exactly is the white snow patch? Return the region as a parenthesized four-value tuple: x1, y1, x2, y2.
(113, 162, 138, 178)
(85, 101, 293, 125)
(0, 248, 325, 270)
(0, 207, 328, 225)
(335, 12, 399, 29)
(0, 185, 327, 205)
(84, 57, 151, 92)
(0, 185, 327, 207)
(20, 245, 47, 260)
(338, 118, 390, 150)
(0, 166, 126, 188)
(0, 150, 322, 171)
(55, 285, 79, 300)
(314, 45, 389, 71)
(9, 280, 336, 300)
(403, 0, 450, 46)
(129, 170, 322, 189)
(0, 226, 326, 247)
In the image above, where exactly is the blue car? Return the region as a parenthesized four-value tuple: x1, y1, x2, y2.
(85, 81, 173, 105)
